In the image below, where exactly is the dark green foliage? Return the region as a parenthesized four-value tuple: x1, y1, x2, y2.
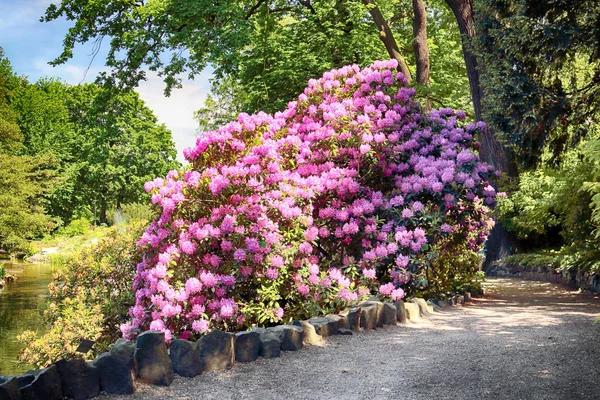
(3, 50, 180, 226)
(0, 46, 179, 252)
(61, 84, 180, 224)
(199, 0, 471, 118)
(497, 127, 600, 273)
(474, 0, 600, 168)
(0, 153, 59, 252)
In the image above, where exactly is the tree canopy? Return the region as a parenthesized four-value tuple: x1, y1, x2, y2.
(0, 47, 180, 251)
(474, 0, 600, 168)
(44, 0, 471, 117)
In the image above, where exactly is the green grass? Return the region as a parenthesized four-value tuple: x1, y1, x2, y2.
(31, 225, 113, 266)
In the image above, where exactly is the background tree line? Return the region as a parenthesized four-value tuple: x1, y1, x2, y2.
(8, 0, 600, 269)
(0, 47, 179, 253)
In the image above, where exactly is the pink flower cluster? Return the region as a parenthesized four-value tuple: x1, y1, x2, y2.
(122, 60, 496, 341)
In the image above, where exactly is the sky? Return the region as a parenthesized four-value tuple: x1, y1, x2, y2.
(0, 0, 212, 163)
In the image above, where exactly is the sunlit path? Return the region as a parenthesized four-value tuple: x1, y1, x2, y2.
(101, 278, 600, 400)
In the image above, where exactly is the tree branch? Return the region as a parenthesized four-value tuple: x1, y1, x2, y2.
(244, 0, 266, 20)
(363, 0, 412, 82)
(298, 0, 317, 14)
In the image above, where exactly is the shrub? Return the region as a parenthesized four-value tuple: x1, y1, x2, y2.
(0, 263, 5, 280)
(496, 130, 600, 274)
(17, 223, 143, 368)
(123, 60, 496, 341)
(107, 203, 154, 226)
(56, 217, 91, 237)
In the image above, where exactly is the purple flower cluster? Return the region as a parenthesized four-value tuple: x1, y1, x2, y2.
(122, 60, 496, 341)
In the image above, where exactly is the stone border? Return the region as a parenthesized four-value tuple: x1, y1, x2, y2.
(0, 293, 473, 400)
(488, 263, 600, 294)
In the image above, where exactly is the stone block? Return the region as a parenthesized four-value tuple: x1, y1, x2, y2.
(56, 359, 100, 400)
(291, 321, 324, 346)
(0, 376, 22, 400)
(307, 317, 338, 337)
(360, 304, 378, 330)
(234, 331, 261, 363)
(134, 331, 174, 386)
(412, 298, 430, 317)
(394, 301, 408, 323)
(268, 325, 303, 351)
(93, 339, 135, 395)
(361, 301, 385, 327)
(325, 314, 346, 330)
(404, 302, 421, 322)
(197, 330, 235, 372)
(338, 307, 361, 331)
(16, 375, 35, 389)
(433, 298, 449, 308)
(20, 365, 62, 400)
(383, 303, 398, 325)
(254, 329, 281, 358)
(169, 339, 202, 378)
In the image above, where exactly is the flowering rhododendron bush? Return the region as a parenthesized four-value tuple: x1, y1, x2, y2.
(121, 60, 496, 341)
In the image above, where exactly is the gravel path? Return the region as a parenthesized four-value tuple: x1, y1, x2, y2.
(104, 278, 600, 400)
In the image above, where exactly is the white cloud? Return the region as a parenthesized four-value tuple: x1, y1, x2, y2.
(32, 59, 105, 84)
(136, 70, 213, 163)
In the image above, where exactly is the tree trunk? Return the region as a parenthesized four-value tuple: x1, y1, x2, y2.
(444, 0, 517, 269)
(364, 0, 413, 82)
(100, 203, 108, 225)
(412, 0, 430, 86)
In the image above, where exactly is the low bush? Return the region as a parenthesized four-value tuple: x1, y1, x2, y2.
(17, 222, 144, 368)
(56, 217, 91, 237)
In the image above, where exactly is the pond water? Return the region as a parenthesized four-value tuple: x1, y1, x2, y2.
(0, 261, 54, 375)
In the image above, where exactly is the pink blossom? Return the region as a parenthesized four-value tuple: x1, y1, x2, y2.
(266, 268, 279, 280)
(274, 307, 284, 319)
(192, 319, 209, 332)
(297, 284, 310, 296)
(362, 268, 376, 279)
(299, 242, 313, 254)
(233, 248, 247, 261)
(379, 283, 395, 296)
(391, 288, 405, 301)
(200, 272, 218, 288)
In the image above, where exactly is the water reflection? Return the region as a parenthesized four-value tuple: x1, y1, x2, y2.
(0, 261, 54, 375)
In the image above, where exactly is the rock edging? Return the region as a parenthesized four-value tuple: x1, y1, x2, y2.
(488, 263, 600, 294)
(0, 293, 474, 400)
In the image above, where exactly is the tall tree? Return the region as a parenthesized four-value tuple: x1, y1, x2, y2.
(64, 84, 181, 224)
(443, 0, 513, 174)
(0, 48, 57, 252)
(9, 76, 180, 225)
(412, 0, 430, 86)
(442, 0, 517, 266)
(473, 0, 600, 169)
(363, 0, 413, 80)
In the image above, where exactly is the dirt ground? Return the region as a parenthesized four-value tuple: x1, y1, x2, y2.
(102, 278, 600, 400)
